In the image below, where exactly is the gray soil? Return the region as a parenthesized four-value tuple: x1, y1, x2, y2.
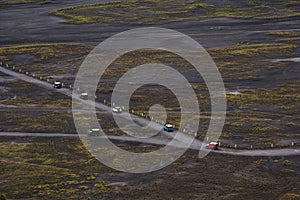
(0, 1, 300, 49)
(1, 1, 300, 91)
(1, 1, 300, 147)
(0, 2, 300, 199)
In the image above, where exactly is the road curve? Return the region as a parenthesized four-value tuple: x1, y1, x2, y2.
(0, 132, 299, 156)
(1, 66, 300, 157)
(0, 64, 203, 146)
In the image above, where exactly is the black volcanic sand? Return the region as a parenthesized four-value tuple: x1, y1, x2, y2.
(0, 0, 299, 167)
(0, 0, 299, 48)
(0, 136, 299, 199)
(0, 1, 300, 199)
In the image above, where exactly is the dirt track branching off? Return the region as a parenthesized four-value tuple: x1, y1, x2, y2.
(0, 38, 299, 146)
(0, 137, 299, 199)
(0, 1, 300, 199)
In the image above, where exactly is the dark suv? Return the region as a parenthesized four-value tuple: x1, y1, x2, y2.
(53, 81, 62, 89)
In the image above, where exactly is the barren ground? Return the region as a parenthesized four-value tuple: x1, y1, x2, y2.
(0, 0, 299, 199)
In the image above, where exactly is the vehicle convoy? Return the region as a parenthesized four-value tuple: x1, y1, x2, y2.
(88, 128, 100, 136)
(80, 92, 88, 100)
(206, 142, 219, 150)
(163, 124, 174, 132)
(112, 106, 122, 113)
(53, 80, 62, 89)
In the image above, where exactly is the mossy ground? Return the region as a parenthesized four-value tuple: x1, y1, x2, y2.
(0, 137, 113, 199)
(0, 0, 53, 8)
(0, 79, 72, 108)
(0, 35, 299, 146)
(50, 0, 300, 25)
(0, 44, 92, 86)
(0, 137, 299, 199)
(266, 31, 300, 44)
(0, 110, 75, 133)
(1, 1, 300, 199)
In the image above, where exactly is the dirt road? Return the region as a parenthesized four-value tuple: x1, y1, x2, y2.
(1, 58, 300, 158)
(0, 131, 299, 156)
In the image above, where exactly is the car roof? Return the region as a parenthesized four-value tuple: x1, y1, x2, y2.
(81, 93, 88, 95)
(91, 129, 100, 131)
(209, 142, 218, 145)
(165, 124, 173, 127)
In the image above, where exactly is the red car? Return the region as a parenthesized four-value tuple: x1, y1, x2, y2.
(206, 142, 219, 150)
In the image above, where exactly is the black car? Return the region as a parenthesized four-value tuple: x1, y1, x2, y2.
(53, 81, 62, 89)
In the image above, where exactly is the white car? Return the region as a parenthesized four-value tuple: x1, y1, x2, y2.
(88, 128, 100, 136)
(80, 92, 88, 100)
(112, 106, 122, 113)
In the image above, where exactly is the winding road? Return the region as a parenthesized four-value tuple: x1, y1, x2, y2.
(0, 132, 299, 157)
(0, 65, 299, 157)
(0, 1, 299, 157)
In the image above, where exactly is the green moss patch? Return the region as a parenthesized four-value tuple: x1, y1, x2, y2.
(0, 0, 53, 8)
(50, 0, 300, 24)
